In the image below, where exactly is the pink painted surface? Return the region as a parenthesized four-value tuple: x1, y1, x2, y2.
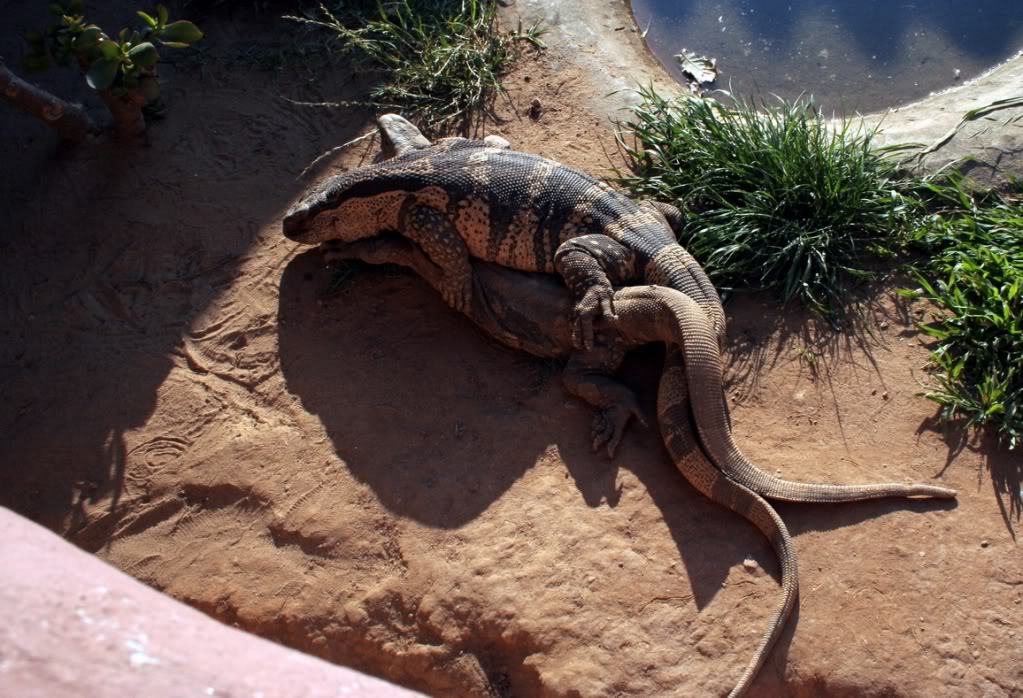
(0, 507, 422, 698)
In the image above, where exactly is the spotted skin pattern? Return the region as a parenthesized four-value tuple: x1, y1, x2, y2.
(291, 115, 954, 690)
(401, 204, 473, 312)
(320, 235, 955, 696)
(282, 134, 725, 349)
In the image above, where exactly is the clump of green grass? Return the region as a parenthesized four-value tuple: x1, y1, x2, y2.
(288, 0, 545, 133)
(613, 86, 915, 317)
(613, 85, 1023, 447)
(903, 178, 1023, 449)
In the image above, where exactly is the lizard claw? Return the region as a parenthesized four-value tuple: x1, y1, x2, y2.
(572, 285, 617, 351)
(442, 274, 473, 315)
(591, 403, 647, 458)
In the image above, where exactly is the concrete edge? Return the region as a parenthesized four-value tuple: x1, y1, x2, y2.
(508, 0, 1023, 187)
(0, 507, 422, 698)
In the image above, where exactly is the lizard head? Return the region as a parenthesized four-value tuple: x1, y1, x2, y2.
(283, 178, 405, 245)
(282, 180, 340, 244)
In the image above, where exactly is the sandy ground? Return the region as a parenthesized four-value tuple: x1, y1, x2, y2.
(1, 2, 1021, 696)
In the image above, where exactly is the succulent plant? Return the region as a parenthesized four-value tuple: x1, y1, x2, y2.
(23, 1, 202, 134)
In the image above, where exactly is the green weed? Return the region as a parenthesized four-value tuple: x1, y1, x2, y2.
(612, 86, 915, 317)
(288, 0, 544, 133)
(903, 177, 1023, 448)
(614, 85, 1023, 447)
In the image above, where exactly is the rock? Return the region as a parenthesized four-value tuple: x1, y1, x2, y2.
(529, 98, 543, 119)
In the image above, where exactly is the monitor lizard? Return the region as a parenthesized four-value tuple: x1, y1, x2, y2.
(282, 115, 725, 354)
(293, 117, 956, 696)
(292, 115, 956, 503)
(320, 232, 951, 697)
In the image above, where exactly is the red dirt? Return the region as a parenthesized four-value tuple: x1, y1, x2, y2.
(1, 3, 1020, 696)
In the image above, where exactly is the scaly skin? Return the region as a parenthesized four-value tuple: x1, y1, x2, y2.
(322, 237, 955, 696)
(323, 238, 796, 697)
(313, 119, 955, 695)
(283, 115, 726, 352)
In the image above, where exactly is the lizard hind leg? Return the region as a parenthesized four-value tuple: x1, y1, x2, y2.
(562, 346, 647, 458)
(638, 199, 684, 235)
(482, 134, 512, 149)
(376, 113, 432, 158)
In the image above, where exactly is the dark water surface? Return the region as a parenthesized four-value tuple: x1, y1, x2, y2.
(630, 0, 1023, 114)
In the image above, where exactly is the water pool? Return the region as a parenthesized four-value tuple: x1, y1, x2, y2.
(630, 0, 1023, 114)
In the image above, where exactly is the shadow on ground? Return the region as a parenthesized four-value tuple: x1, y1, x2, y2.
(277, 253, 781, 616)
(0, 1, 372, 548)
(917, 415, 1022, 539)
(723, 280, 919, 402)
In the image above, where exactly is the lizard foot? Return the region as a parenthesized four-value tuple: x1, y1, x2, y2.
(591, 403, 647, 458)
(441, 274, 473, 315)
(572, 285, 617, 351)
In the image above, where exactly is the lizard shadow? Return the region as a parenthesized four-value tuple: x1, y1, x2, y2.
(278, 252, 770, 626)
(278, 250, 586, 526)
(555, 344, 777, 594)
(280, 252, 955, 683)
(557, 343, 800, 680)
(563, 349, 956, 685)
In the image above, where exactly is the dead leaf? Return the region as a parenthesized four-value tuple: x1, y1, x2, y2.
(675, 49, 718, 85)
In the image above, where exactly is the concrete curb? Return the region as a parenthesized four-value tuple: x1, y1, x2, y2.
(509, 0, 1023, 187)
(0, 507, 422, 698)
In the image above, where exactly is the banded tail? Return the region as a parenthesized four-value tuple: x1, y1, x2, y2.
(658, 348, 797, 697)
(651, 286, 957, 504)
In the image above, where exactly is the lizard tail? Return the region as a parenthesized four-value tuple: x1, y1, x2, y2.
(644, 244, 727, 348)
(658, 347, 798, 698)
(656, 290, 958, 504)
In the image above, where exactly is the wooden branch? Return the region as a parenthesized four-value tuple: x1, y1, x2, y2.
(0, 58, 96, 143)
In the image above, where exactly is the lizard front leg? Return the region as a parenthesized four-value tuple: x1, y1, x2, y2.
(638, 199, 684, 234)
(401, 204, 474, 314)
(554, 235, 637, 351)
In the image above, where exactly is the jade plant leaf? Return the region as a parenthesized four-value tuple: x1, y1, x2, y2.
(128, 41, 159, 67)
(156, 20, 203, 46)
(86, 56, 121, 90)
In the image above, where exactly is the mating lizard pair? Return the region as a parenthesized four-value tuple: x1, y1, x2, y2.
(283, 115, 956, 697)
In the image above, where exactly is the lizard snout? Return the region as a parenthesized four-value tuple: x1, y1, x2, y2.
(282, 206, 311, 241)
